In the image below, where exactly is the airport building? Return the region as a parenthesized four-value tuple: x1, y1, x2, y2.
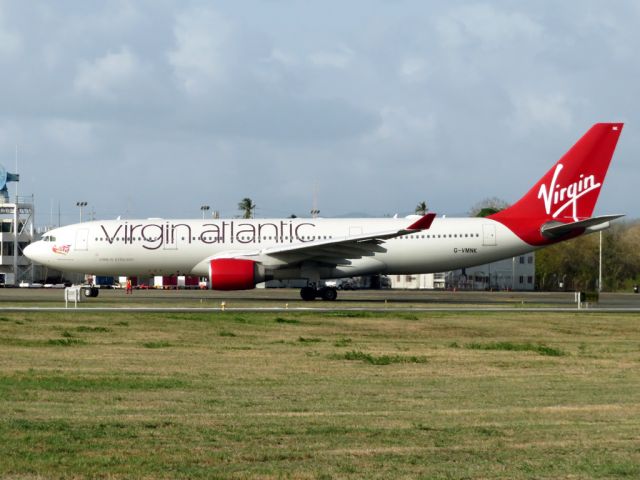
(391, 272, 446, 289)
(0, 199, 35, 285)
(389, 254, 535, 291)
(0, 165, 36, 286)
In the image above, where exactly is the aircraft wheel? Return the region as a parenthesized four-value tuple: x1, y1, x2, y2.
(84, 287, 99, 298)
(320, 287, 338, 301)
(300, 286, 316, 301)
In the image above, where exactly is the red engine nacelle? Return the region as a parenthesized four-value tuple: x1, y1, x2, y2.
(209, 258, 261, 290)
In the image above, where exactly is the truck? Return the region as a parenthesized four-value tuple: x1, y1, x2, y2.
(0, 272, 15, 287)
(95, 276, 117, 288)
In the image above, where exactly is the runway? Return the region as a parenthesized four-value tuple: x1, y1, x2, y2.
(1, 287, 639, 312)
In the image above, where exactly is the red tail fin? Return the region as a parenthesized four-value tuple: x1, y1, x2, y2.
(489, 123, 623, 245)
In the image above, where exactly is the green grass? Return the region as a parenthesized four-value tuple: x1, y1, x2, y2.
(75, 325, 112, 333)
(0, 372, 187, 393)
(336, 350, 428, 365)
(275, 316, 300, 324)
(333, 337, 353, 347)
(142, 341, 171, 348)
(298, 336, 323, 343)
(464, 341, 566, 356)
(47, 337, 86, 346)
(218, 330, 237, 337)
(0, 310, 639, 478)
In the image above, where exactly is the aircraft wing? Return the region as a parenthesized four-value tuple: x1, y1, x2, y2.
(211, 213, 436, 267)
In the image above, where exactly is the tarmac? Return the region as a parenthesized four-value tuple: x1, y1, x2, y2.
(1, 287, 639, 312)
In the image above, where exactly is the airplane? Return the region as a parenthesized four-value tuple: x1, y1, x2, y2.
(24, 122, 624, 300)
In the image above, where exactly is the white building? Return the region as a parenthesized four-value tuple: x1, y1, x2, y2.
(389, 254, 535, 291)
(391, 272, 445, 289)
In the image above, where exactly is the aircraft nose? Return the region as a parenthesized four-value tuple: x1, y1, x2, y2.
(23, 242, 40, 262)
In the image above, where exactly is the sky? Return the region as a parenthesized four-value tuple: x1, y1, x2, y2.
(0, 0, 638, 226)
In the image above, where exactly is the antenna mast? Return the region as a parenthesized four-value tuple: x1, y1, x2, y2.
(14, 144, 18, 202)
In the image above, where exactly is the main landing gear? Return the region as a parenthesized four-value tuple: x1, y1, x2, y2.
(300, 286, 338, 301)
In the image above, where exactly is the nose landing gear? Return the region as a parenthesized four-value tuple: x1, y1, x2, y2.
(83, 286, 99, 298)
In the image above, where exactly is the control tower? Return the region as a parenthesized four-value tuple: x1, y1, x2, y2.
(0, 164, 34, 285)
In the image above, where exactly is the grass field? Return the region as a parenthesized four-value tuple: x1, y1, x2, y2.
(1, 309, 639, 479)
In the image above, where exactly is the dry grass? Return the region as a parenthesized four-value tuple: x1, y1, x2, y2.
(0, 310, 639, 478)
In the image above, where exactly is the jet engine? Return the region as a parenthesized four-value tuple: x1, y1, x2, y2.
(209, 258, 264, 290)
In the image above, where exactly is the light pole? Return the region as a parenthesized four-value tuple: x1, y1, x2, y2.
(200, 205, 210, 220)
(598, 231, 603, 292)
(76, 201, 87, 223)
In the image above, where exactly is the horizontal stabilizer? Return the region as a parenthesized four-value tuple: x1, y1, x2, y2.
(540, 214, 624, 238)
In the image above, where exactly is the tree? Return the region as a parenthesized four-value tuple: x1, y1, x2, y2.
(535, 234, 598, 291)
(238, 198, 256, 219)
(415, 201, 428, 215)
(535, 221, 640, 292)
(469, 197, 510, 217)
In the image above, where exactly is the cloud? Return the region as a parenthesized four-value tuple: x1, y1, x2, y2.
(43, 119, 95, 154)
(0, 1, 636, 223)
(267, 48, 297, 67)
(162, 8, 375, 144)
(74, 47, 142, 99)
(309, 46, 354, 69)
(509, 92, 574, 133)
(436, 3, 543, 50)
(0, 26, 20, 58)
(167, 7, 233, 95)
(399, 56, 429, 83)
(368, 107, 436, 145)
(0, 5, 21, 58)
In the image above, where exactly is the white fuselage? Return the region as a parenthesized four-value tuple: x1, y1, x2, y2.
(25, 217, 534, 280)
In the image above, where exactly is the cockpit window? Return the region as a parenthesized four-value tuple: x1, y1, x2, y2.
(42, 236, 56, 242)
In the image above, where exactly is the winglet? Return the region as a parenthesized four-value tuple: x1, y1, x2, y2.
(407, 213, 436, 231)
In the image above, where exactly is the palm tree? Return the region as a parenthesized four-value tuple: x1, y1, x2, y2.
(238, 198, 256, 219)
(415, 201, 428, 215)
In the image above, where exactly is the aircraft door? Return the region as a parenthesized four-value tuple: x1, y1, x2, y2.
(482, 224, 496, 246)
(75, 229, 89, 251)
